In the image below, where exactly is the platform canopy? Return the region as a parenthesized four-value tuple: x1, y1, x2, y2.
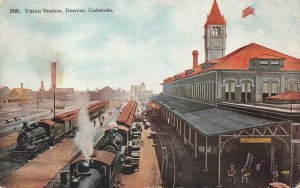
(151, 94, 288, 136)
(266, 91, 300, 103)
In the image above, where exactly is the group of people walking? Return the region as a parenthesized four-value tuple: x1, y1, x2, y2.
(227, 165, 280, 185)
(93, 115, 105, 127)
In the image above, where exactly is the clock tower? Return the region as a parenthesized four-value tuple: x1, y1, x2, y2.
(204, 0, 226, 62)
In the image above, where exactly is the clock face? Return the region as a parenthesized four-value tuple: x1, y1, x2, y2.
(211, 38, 222, 48)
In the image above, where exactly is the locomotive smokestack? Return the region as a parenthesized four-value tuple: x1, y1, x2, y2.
(192, 50, 199, 69)
(51, 62, 57, 90)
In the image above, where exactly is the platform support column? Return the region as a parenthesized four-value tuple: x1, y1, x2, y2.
(217, 135, 222, 187)
(179, 121, 182, 136)
(189, 126, 191, 143)
(194, 132, 198, 159)
(290, 124, 293, 186)
(203, 136, 208, 171)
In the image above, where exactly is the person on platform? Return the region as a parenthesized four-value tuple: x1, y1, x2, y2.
(227, 165, 236, 184)
(273, 165, 280, 182)
(241, 166, 250, 184)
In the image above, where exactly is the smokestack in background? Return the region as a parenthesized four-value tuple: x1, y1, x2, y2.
(21, 83, 23, 89)
(192, 50, 199, 69)
(51, 62, 57, 89)
(41, 81, 44, 89)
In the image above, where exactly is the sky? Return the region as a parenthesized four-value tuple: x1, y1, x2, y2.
(0, 0, 299, 93)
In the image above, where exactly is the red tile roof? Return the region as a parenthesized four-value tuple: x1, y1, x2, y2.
(116, 100, 137, 128)
(163, 43, 300, 84)
(266, 91, 300, 101)
(207, 43, 300, 71)
(204, 0, 226, 27)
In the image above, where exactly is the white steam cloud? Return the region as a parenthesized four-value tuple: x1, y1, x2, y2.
(74, 92, 96, 162)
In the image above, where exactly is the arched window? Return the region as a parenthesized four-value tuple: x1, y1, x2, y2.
(287, 81, 298, 92)
(225, 81, 236, 101)
(241, 81, 252, 103)
(262, 81, 278, 100)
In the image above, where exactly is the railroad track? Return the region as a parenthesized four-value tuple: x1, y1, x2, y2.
(0, 144, 27, 180)
(153, 124, 176, 188)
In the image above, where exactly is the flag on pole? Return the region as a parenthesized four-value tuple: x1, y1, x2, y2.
(241, 5, 255, 18)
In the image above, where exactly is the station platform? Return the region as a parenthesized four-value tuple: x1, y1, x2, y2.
(121, 125, 161, 188)
(0, 132, 17, 149)
(0, 137, 78, 188)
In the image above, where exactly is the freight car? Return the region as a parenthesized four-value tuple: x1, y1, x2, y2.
(11, 108, 80, 161)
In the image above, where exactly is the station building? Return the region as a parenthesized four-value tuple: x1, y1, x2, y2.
(152, 0, 300, 186)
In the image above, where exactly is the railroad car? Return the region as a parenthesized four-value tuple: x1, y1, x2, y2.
(11, 108, 80, 161)
(87, 101, 108, 121)
(146, 102, 160, 119)
(116, 100, 137, 128)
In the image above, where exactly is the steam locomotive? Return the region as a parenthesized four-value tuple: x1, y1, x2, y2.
(59, 101, 141, 188)
(12, 109, 80, 161)
(60, 126, 129, 188)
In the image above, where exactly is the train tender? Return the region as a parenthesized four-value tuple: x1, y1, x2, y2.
(11, 108, 80, 161)
(87, 101, 108, 121)
(60, 150, 123, 188)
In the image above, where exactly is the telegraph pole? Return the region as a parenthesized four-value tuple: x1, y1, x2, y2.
(36, 92, 39, 109)
(53, 84, 56, 117)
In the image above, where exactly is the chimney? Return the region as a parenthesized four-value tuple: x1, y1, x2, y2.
(51, 62, 57, 88)
(41, 81, 44, 90)
(21, 83, 23, 89)
(192, 50, 199, 69)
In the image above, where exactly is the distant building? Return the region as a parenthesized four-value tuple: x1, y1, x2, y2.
(130, 82, 153, 103)
(53, 88, 75, 101)
(0, 86, 11, 105)
(6, 83, 33, 103)
(88, 86, 127, 101)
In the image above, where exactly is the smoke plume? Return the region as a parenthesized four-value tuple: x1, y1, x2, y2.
(74, 92, 96, 162)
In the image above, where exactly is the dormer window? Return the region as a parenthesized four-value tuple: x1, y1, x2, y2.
(270, 60, 280, 65)
(249, 55, 285, 71)
(260, 61, 268, 65)
(185, 69, 194, 75)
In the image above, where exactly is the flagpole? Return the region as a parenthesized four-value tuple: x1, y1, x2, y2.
(253, 0, 256, 42)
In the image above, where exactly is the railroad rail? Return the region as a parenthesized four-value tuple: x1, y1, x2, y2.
(152, 123, 176, 188)
(0, 144, 26, 179)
